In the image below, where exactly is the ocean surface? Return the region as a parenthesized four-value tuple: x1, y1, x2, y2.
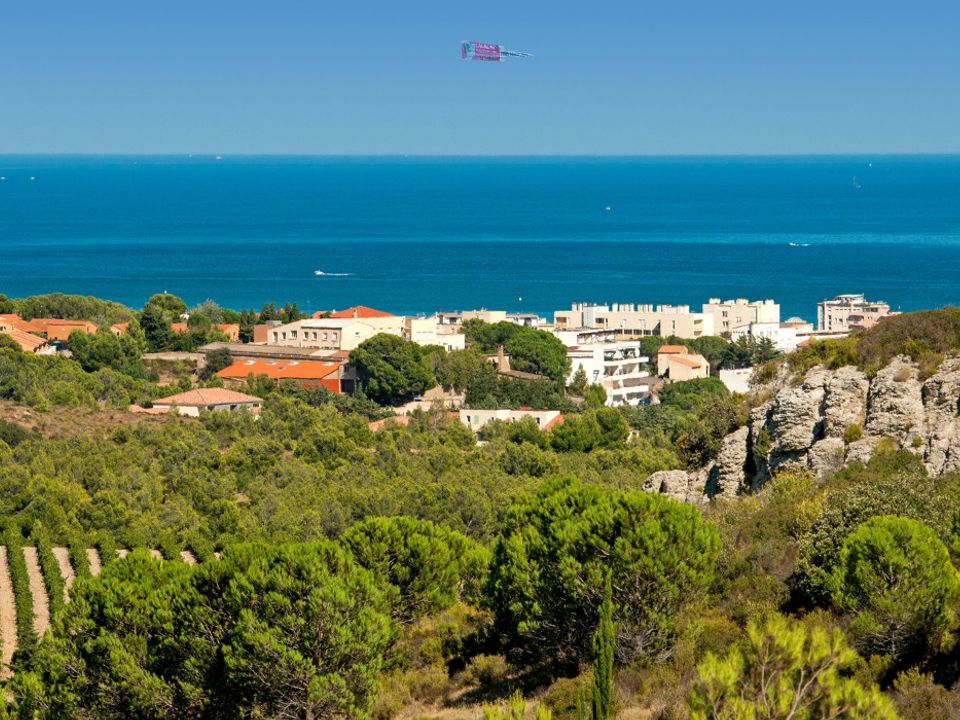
(1, 155, 959, 322)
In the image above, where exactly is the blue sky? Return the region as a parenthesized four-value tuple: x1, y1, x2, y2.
(2, 0, 958, 154)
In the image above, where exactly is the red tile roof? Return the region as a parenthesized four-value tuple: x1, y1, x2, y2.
(658, 344, 688, 355)
(671, 355, 706, 369)
(328, 305, 394, 319)
(2, 328, 48, 353)
(154, 388, 263, 406)
(217, 359, 340, 381)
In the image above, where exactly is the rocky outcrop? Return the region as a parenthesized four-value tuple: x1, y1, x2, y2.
(643, 353, 960, 503)
(921, 358, 960, 475)
(865, 357, 925, 444)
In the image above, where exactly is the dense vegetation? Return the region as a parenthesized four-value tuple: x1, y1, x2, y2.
(5, 295, 960, 719)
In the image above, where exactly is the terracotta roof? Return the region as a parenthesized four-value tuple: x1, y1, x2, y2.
(0, 314, 34, 332)
(368, 415, 413, 432)
(171, 322, 237, 334)
(657, 344, 688, 355)
(542, 414, 566, 432)
(2, 328, 48, 352)
(170, 322, 188, 333)
(154, 388, 263, 406)
(217, 359, 339, 381)
(671, 355, 706, 369)
(111, 322, 130, 332)
(328, 305, 394, 319)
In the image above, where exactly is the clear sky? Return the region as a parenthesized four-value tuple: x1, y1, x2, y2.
(2, 0, 958, 154)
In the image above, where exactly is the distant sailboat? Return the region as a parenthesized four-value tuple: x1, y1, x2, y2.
(852, 176, 862, 190)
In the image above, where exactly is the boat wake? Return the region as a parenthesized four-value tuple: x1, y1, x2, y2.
(314, 270, 353, 277)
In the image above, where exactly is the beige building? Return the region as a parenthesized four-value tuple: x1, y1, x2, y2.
(555, 303, 714, 339)
(657, 345, 709, 382)
(817, 294, 895, 333)
(267, 319, 378, 351)
(702, 298, 780, 335)
(459, 408, 564, 435)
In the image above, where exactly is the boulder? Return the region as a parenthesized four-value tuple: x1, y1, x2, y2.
(710, 426, 750, 497)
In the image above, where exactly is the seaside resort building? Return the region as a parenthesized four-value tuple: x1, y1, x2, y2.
(551, 327, 654, 406)
(701, 298, 780, 335)
(554, 303, 715, 339)
(817, 294, 895, 333)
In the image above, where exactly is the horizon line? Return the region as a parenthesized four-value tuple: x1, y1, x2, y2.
(2, 151, 960, 159)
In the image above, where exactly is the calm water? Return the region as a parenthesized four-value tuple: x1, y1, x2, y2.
(1, 155, 959, 321)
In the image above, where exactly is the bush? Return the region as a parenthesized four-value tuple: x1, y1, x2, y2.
(4, 525, 36, 661)
(486, 478, 721, 668)
(844, 423, 864, 444)
(30, 524, 66, 620)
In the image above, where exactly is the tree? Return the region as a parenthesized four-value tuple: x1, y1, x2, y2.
(143, 292, 186, 322)
(238, 308, 256, 343)
(338, 516, 490, 622)
(583, 383, 606, 409)
(200, 348, 233, 381)
(486, 477, 720, 668)
(569, 365, 589, 395)
(689, 613, 898, 720)
(592, 574, 614, 720)
(68, 326, 147, 376)
(831, 515, 960, 666)
(139, 302, 173, 351)
(349, 333, 435, 406)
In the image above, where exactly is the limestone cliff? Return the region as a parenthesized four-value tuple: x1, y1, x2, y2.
(643, 355, 960, 503)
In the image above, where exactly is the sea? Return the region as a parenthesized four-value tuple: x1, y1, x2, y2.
(1, 155, 959, 323)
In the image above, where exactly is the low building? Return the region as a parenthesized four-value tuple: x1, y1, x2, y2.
(719, 368, 753, 394)
(702, 298, 780, 335)
(458, 408, 564, 435)
(817, 294, 895, 333)
(110, 322, 129, 336)
(217, 359, 343, 393)
(28, 319, 98, 341)
(1, 328, 53, 354)
(151, 388, 263, 417)
(171, 322, 240, 341)
(656, 345, 709, 382)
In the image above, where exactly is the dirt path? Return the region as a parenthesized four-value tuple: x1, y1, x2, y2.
(0, 548, 17, 678)
(149, 549, 163, 561)
(116, 549, 129, 559)
(86, 548, 102, 576)
(179, 550, 197, 565)
(51, 547, 74, 601)
(22, 547, 50, 637)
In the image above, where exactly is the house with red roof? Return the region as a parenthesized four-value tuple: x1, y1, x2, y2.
(217, 359, 342, 393)
(0, 327, 53, 354)
(656, 345, 709, 382)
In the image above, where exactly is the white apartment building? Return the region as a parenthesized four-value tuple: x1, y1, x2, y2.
(702, 298, 780, 335)
(817, 294, 895, 333)
(555, 302, 714, 339)
(731, 321, 799, 352)
(403, 316, 466, 352)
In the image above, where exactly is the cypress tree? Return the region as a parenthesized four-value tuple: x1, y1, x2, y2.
(591, 574, 615, 720)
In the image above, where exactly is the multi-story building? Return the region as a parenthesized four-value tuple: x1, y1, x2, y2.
(817, 294, 894, 333)
(402, 316, 466, 352)
(555, 302, 714, 339)
(267, 319, 379, 351)
(730, 321, 799, 352)
(702, 298, 780, 335)
(656, 345, 710, 382)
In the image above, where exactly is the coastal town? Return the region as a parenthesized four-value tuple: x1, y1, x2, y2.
(0, 291, 896, 428)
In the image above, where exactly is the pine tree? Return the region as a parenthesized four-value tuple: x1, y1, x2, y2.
(592, 573, 615, 720)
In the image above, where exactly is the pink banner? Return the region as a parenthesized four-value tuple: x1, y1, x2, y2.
(462, 42, 501, 62)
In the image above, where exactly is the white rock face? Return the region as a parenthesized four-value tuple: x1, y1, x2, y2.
(822, 367, 870, 438)
(921, 357, 960, 475)
(865, 357, 925, 444)
(657, 354, 960, 503)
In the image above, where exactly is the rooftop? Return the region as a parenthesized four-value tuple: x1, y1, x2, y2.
(2, 328, 47, 352)
(327, 305, 395, 319)
(657, 344, 688, 355)
(154, 388, 262, 406)
(218, 359, 340, 381)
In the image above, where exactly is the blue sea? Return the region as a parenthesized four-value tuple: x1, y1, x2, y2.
(1, 155, 959, 322)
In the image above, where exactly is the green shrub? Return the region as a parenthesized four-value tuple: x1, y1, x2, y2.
(844, 423, 864, 444)
(30, 524, 65, 620)
(4, 525, 36, 660)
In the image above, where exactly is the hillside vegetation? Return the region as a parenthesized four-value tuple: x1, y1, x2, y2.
(3, 297, 960, 718)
